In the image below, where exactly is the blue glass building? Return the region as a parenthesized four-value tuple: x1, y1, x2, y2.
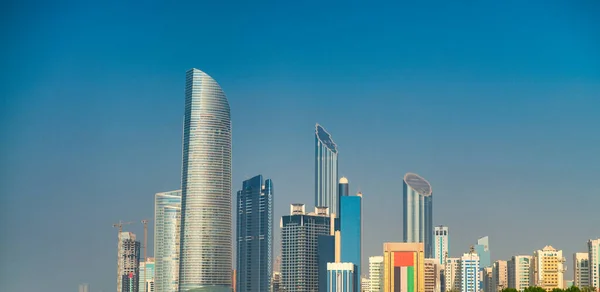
(315, 124, 339, 216)
(318, 235, 335, 292)
(340, 193, 362, 290)
(474, 236, 491, 268)
(327, 263, 355, 292)
(236, 175, 273, 292)
(403, 173, 434, 259)
(336, 177, 349, 232)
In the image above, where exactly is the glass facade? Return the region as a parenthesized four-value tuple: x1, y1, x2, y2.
(402, 173, 433, 259)
(318, 235, 335, 292)
(140, 259, 156, 292)
(474, 236, 491, 268)
(315, 124, 339, 216)
(326, 263, 355, 292)
(154, 190, 181, 292)
(236, 175, 273, 292)
(340, 194, 362, 290)
(179, 69, 232, 292)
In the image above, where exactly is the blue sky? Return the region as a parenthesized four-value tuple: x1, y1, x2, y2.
(1, 1, 599, 291)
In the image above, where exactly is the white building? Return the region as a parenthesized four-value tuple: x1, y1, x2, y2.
(154, 190, 181, 292)
(508, 255, 532, 291)
(573, 252, 590, 288)
(589, 239, 600, 290)
(491, 260, 507, 292)
(326, 263, 355, 292)
(445, 258, 462, 292)
(434, 226, 449, 266)
(460, 251, 480, 292)
(369, 256, 384, 292)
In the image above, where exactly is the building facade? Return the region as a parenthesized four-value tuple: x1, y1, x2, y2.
(271, 272, 281, 292)
(341, 193, 362, 289)
(573, 252, 589, 288)
(319, 235, 336, 292)
(315, 124, 339, 217)
(460, 251, 480, 292)
(588, 239, 600, 291)
(507, 255, 532, 291)
(402, 173, 433, 259)
(140, 258, 156, 292)
(179, 68, 232, 292)
(482, 267, 493, 292)
(532, 246, 564, 291)
(154, 190, 181, 292)
(445, 258, 462, 292)
(327, 263, 356, 292)
(369, 256, 384, 292)
(383, 242, 425, 292)
(474, 237, 491, 269)
(79, 284, 89, 292)
(424, 259, 441, 292)
(118, 232, 141, 292)
(236, 175, 274, 292)
(434, 226, 449, 266)
(281, 204, 332, 292)
(491, 260, 507, 292)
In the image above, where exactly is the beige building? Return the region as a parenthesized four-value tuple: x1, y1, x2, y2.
(370, 256, 384, 292)
(532, 246, 565, 291)
(444, 258, 461, 292)
(383, 242, 425, 292)
(508, 255, 533, 291)
(492, 260, 508, 291)
(424, 259, 441, 292)
(573, 252, 590, 288)
(482, 267, 493, 292)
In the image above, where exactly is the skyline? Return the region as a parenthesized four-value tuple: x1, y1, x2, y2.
(2, 1, 600, 292)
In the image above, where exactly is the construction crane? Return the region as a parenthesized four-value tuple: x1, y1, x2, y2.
(141, 219, 149, 292)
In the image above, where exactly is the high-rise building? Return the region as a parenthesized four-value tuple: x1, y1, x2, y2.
(271, 272, 281, 292)
(383, 242, 425, 292)
(507, 255, 532, 291)
(482, 267, 493, 292)
(140, 258, 156, 292)
(337, 177, 349, 231)
(341, 192, 362, 289)
(319, 235, 336, 292)
(460, 251, 480, 292)
(424, 259, 441, 292)
(118, 232, 141, 292)
(474, 237, 491, 269)
(315, 123, 339, 216)
(491, 260, 507, 292)
(79, 283, 89, 292)
(369, 256, 384, 292)
(362, 276, 370, 292)
(281, 204, 332, 292)
(445, 258, 462, 292)
(588, 239, 600, 291)
(532, 246, 564, 291)
(236, 175, 274, 292)
(154, 190, 181, 292)
(327, 263, 355, 292)
(434, 226, 449, 266)
(573, 253, 589, 288)
(402, 173, 433, 259)
(179, 68, 232, 292)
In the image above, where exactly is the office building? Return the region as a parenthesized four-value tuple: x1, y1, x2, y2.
(460, 250, 480, 292)
(79, 284, 89, 292)
(117, 232, 141, 292)
(532, 246, 564, 291)
(319, 235, 336, 292)
(271, 272, 281, 292)
(315, 123, 339, 217)
(474, 237, 491, 269)
(362, 276, 370, 292)
(573, 253, 589, 288)
(154, 190, 181, 292)
(588, 239, 600, 291)
(491, 260, 507, 292)
(236, 175, 274, 292)
(434, 226, 449, 266)
(327, 263, 356, 292)
(507, 255, 532, 291)
(424, 259, 441, 292)
(341, 192, 362, 289)
(403, 173, 433, 258)
(281, 204, 332, 292)
(179, 68, 232, 292)
(482, 267, 493, 292)
(383, 242, 425, 292)
(445, 258, 462, 292)
(369, 256, 384, 292)
(140, 258, 156, 292)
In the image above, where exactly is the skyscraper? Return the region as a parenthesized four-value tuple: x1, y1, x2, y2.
(573, 252, 590, 288)
(460, 251, 480, 292)
(118, 232, 141, 292)
(434, 226, 449, 266)
(403, 173, 433, 259)
(474, 237, 491, 268)
(340, 192, 362, 289)
(318, 235, 335, 292)
(281, 204, 332, 292)
(179, 68, 232, 292)
(315, 123, 339, 216)
(588, 239, 600, 291)
(236, 175, 273, 292)
(507, 255, 532, 291)
(327, 263, 356, 292)
(532, 246, 564, 291)
(369, 256, 384, 292)
(383, 242, 425, 292)
(154, 190, 181, 292)
(140, 258, 156, 292)
(491, 260, 507, 292)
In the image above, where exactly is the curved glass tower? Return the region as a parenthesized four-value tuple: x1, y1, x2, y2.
(315, 123, 338, 216)
(179, 68, 232, 292)
(403, 173, 433, 259)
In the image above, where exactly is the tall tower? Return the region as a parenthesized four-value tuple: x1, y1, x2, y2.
(434, 226, 449, 266)
(236, 175, 274, 292)
(474, 236, 491, 268)
(402, 173, 433, 258)
(315, 123, 339, 216)
(588, 239, 600, 291)
(179, 68, 232, 292)
(118, 232, 141, 292)
(460, 250, 480, 292)
(340, 192, 362, 289)
(155, 190, 182, 292)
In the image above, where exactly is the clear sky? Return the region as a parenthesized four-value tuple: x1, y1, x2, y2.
(1, 1, 599, 291)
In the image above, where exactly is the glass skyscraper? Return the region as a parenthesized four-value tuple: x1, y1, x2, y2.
(179, 68, 232, 292)
(315, 123, 339, 216)
(236, 175, 273, 292)
(474, 236, 491, 268)
(340, 193, 362, 290)
(402, 173, 434, 259)
(154, 190, 181, 292)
